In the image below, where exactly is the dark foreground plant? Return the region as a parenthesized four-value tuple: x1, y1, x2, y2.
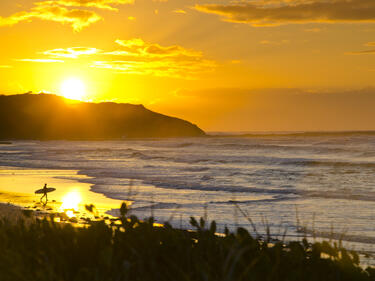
(0, 203, 374, 281)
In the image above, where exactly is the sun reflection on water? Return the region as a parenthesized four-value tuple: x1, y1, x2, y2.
(60, 190, 82, 218)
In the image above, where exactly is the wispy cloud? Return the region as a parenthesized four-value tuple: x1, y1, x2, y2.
(347, 49, 375, 55)
(0, 3, 101, 31)
(16, 39, 216, 78)
(110, 38, 202, 58)
(93, 38, 216, 78)
(0, 65, 13, 69)
(260, 39, 289, 45)
(91, 60, 214, 78)
(36, 0, 134, 11)
(195, 0, 375, 27)
(15, 59, 65, 63)
(0, 0, 133, 31)
(42, 47, 101, 58)
(173, 9, 187, 14)
(346, 41, 375, 54)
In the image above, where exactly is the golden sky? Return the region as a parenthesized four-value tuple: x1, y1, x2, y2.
(1, 0, 375, 131)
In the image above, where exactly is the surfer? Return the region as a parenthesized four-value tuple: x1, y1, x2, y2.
(35, 184, 55, 205)
(40, 183, 48, 204)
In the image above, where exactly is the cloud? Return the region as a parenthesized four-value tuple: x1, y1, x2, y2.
(15, 59, 65, 63)
(36, 0, 134, 11)
(0, 3, 101, 31)
(348, 49, 375, 55)
(111, 38, 202, 58)
(0, 0, 134, 31)
(16, 38, 216, 78)
(42, 47, 101, 58)
(0, 65, 13, 69)
(92, 38, 216, 78)
(173, 9, 187, 14)
(195, 0, 375, 27)
(346, 41, 375, 54)
(259, 39, 289, 45)
(91, 60, 213, 78)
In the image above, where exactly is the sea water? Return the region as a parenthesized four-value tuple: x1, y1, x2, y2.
(1, 134, 375, 257)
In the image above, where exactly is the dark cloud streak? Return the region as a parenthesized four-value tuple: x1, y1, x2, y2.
(195, 0, 375, 26)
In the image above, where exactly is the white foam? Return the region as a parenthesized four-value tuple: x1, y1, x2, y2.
(3, 137, 375, 248)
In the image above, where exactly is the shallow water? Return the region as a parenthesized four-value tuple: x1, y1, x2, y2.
(1, 135, 375, 260)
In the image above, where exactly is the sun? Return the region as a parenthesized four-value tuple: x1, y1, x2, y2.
(60, 78, 86, 100)
(60, 190, 82, 218)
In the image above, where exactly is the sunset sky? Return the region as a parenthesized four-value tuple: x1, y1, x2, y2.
(1, 0, 375, 131)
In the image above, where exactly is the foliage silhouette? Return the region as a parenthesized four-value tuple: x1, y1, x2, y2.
(0, 202, 374, 281)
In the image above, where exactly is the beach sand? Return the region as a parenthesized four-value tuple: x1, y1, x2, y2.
(0, 167, 124, 220)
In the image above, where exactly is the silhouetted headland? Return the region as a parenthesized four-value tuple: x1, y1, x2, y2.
(0, 93, 205, 139)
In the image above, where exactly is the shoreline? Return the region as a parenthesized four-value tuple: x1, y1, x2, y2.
(0, 178, 374, 267)
(1, 153, 375, 266)
(1, 164, 375, 254)
(0, 166, 125, 221)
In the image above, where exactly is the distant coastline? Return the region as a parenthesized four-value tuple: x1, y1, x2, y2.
(207, 130, 375, 138)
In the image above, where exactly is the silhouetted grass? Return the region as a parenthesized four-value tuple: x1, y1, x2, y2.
(0, 202, 374, 281)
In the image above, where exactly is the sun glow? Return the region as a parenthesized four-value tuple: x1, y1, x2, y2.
(60, 190, 82, 218)
(60, 78, 86, 100)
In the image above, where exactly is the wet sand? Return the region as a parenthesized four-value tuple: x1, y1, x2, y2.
(0, 166, 124, 219)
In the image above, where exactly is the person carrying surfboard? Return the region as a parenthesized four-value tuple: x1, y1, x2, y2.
(35, 184, 56, 205)
(40, 183, 48, 204)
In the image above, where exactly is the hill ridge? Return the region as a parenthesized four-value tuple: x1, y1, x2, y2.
(0, 93, 205, 139)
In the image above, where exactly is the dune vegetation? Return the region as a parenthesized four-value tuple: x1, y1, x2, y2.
(0, 203, 374, 281)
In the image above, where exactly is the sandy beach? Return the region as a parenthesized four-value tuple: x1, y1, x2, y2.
(0, 167, 124, 220)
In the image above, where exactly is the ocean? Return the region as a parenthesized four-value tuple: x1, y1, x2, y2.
(1, 133, 375, 256)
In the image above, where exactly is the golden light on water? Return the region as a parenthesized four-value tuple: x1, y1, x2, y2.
(60, 190, 82, 218)
(60, 78, 86, 101)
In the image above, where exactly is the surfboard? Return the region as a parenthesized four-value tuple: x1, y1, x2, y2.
(35, 187, 56, 194)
